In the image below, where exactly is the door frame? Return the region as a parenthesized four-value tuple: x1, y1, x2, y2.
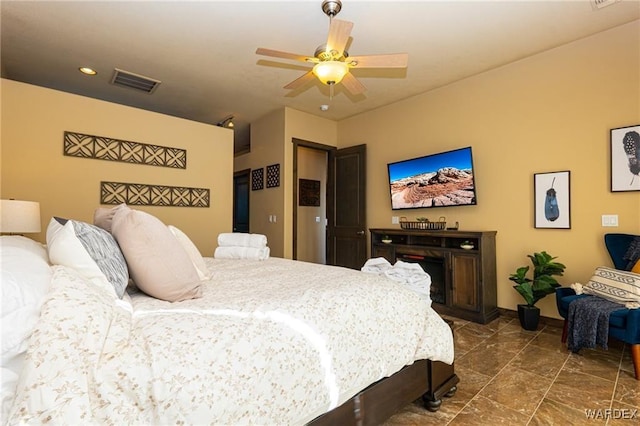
(292, 138, 335, 261)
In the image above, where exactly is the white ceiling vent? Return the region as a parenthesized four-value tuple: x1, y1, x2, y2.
(110, 68, 161, 94)
(591, 0, 621, 10)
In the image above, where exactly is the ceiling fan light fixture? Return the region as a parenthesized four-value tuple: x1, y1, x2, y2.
(312, 61, 349, 85)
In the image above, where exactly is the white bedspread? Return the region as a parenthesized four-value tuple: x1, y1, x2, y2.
(7, 257, 454, 425)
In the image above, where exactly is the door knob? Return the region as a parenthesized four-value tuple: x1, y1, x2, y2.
(356, 230, 365, 235)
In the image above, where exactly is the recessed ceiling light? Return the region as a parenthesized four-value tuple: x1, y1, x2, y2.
(79, 67, 97, 75)
(320, 104, 329, 111)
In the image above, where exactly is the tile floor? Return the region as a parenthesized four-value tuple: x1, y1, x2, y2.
(385, 315, 640, 425)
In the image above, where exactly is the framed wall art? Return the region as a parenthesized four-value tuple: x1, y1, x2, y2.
(100, 181, 209, 207)
(266, 163, 280, 188)
(610, 124, 640, 192)
(534, 171, 571, 229)
(251, 168, 264, 191)
(64, 131, 187, 169)
(299, 179, 321, 206)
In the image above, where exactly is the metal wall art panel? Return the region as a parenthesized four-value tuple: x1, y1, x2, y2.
(64, 131, 187, 169)
(100, 181, 209, 207)
(252, 168, 264, 191)
(266, 163, 280, 188)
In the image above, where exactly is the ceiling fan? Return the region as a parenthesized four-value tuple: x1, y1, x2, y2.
(256, 0, 408, 97)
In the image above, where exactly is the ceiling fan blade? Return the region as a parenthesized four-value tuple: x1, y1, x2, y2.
(348, 53, 409, 69)
(256, 48, 313, 63)
(341, 72, 366, 95)
(326, 19, 353, 56)
(284, 71, 315, 90)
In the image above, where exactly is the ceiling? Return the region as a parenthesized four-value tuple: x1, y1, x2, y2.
(2, 1, 639, 154)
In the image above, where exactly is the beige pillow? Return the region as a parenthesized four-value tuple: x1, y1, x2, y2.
(168, 225, 211, 280)
(111, 206, 202, 302)
(93, 203, 128, 233)
(583, 266, 640, 308)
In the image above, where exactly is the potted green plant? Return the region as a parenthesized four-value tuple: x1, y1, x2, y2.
(508, 251, 566, 330)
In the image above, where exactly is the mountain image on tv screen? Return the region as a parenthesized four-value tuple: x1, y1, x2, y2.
(387, 147, 477, 210)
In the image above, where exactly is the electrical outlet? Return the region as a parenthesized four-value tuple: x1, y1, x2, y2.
(392, 216, 399, 224)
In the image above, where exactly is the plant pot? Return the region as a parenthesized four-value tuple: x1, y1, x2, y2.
(517, 304, 540, 331)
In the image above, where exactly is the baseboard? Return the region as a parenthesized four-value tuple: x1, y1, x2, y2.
(497, 307, 565, 329)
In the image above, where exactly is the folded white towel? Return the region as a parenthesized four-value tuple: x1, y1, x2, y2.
(384, 260, 430, 285)
(361, 259, 431, 305)
(384, 261, 432, 304)
(361, 257, 392, 274)
(214, 246, 270, 260)
(217, 233, 267, 248)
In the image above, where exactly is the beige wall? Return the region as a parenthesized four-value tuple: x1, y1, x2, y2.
(338, 21, 640, 319)
(1, 79, 234, 256)
(283, 108, 338, 258)
(234, 108, 286, 256)
(235, 107, 337, 258)
(297, 146, 327, 264)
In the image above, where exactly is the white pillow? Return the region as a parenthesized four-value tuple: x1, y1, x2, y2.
(168, 225, 211, 280)
(0, 236, 52, 417)
(46, 217, 129, 298)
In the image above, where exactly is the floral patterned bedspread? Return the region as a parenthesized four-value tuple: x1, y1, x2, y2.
(8, 257, 454, 425)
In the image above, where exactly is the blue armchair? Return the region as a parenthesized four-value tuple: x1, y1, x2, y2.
(555, 233, 640, 380)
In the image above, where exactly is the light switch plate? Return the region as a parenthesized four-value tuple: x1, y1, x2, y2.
(601, 214, 618, 227)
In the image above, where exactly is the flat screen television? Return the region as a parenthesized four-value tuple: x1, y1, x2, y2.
(387, 146, 477, 210)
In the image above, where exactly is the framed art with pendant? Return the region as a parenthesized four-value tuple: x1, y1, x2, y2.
(534, 171, 571, 229)
(611, 124, 640, 192)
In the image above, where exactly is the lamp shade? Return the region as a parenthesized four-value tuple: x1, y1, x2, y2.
(0, 200, 41, 233)
(312, 61, 349, 85)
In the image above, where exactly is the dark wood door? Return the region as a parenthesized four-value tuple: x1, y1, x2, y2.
(327, 144, 367, 269)
(233, 169, 250, 233)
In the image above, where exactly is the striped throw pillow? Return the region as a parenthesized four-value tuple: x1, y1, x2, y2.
(47, 217, 129, 299)
(583, 266, 640, 308)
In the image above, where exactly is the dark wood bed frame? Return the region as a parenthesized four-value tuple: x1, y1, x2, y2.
(309, 318, 459, 425)
(308, 358, 459, 425)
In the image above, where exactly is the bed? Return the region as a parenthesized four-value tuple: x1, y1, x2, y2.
(1, 208, 457, 425)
